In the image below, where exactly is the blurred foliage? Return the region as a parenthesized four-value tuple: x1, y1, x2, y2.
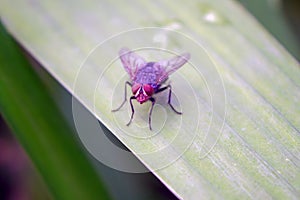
(0, 23, 110, 200)
(238, 0, 300, 59)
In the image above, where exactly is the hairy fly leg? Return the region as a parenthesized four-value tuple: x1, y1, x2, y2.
(148, 97, 156, 130)
(156, 85, 182, 114)
(112, 81, 132, 112)
(126, 96, 136, 126)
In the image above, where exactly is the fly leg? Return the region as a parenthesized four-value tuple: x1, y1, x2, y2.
(156, 85, 182, 114)
(148, 97, 156, 130)
(112, 81, 132, 112)
(126, 96, 136, 126)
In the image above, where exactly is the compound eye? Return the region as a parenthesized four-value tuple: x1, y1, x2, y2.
(143, 84, 154, 96)
(132, 83, 141, 94)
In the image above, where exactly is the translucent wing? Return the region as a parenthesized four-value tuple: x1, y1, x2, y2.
(155, 53, 190, 84)
(119, 47, 146, 80)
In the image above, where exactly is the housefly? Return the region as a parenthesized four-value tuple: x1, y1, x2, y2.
(112, 47, 190, 130)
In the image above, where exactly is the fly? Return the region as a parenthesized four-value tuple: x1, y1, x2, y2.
(112, 47, 190, 130)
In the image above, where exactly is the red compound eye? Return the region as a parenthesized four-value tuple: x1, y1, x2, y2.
(132, 83, 141, 94)
(143, 84, 154, 96)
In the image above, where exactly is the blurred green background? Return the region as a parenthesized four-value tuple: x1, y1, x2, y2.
(0, 0, 299, 199)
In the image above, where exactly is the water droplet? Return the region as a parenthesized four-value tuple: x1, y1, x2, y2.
(152, 19, 183, 30)
(164, 21, 182, 30)
(152, 20, 183, 48)
(198, 4, 229, 25)
(153, 33, 167, 46)
(204, 12, 217, 23)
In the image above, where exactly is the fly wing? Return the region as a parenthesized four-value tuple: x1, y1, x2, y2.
(119, 47, 146, 81)
(155, 53, 190, 84)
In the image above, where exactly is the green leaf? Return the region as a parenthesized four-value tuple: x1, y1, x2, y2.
(1, 0, 299, 199)
(0, 23, 110, 199)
